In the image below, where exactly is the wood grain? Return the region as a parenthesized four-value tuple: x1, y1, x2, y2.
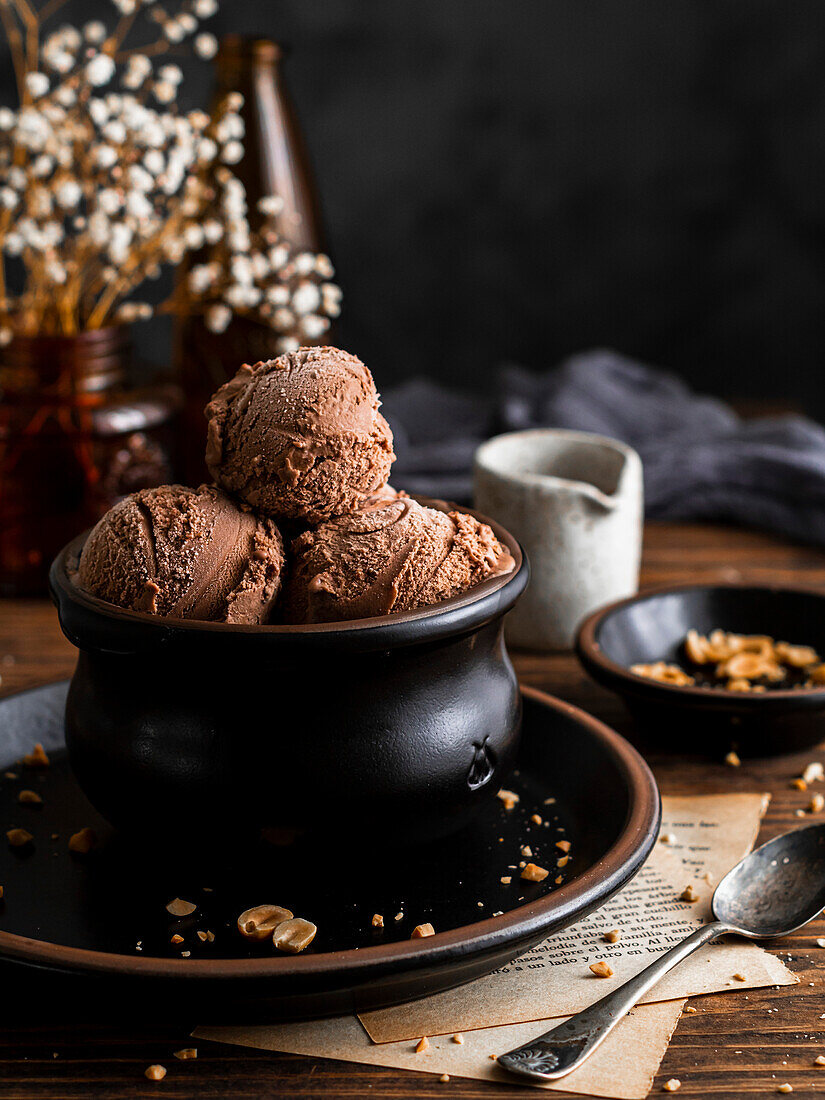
(2, 521, 825, 1098)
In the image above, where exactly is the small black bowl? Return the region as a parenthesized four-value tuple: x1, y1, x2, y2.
(49, 507, 528, 846)
(576, 582, 825, 757)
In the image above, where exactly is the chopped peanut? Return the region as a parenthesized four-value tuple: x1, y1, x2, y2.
(272, 917, 316, 954)
(415, 1037, 429, 1053)
(18, 789, 42, 804)
(6, 827, 32, 848)
(174, 1049, 197, 1060)
(604, 929, 621, 943)
(411, 923, 435, 939)
(631, 662, 694, 686)
(237, 904, 292, 940)
(496, 789, 519, 810)
(555, 839, 571, 852)
(371, 913, 384, 928)
(166, 897, 197, 918)
(68, 827, 97, 855)
(679, 885, 699, 902)
(663, 1081, 681, 1093)
(590, 961, 613, 978)
(521, 863, 549, 882)
(810, 794, 825, 814)
(144, 1065, 166, 1081)
(22, 743, 49, 768)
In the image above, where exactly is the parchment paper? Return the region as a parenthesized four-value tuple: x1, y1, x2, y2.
(196, 1001, 688, 1099)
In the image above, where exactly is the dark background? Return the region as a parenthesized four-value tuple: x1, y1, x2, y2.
(8, 0, 825, 410)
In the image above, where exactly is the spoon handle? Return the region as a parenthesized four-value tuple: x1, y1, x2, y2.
(497, 921, 730, 1082)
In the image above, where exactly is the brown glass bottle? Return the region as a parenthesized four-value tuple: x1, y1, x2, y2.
(0, 329, 180, 595)
(175, 36, 327, 483)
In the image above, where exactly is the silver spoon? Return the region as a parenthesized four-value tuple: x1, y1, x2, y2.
(498, 822, 825, 1083)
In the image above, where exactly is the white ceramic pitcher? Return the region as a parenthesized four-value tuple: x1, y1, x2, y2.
(473, 429, 643, 650)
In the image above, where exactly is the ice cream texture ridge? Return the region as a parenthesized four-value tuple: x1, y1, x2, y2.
(75, 346, 515, 624)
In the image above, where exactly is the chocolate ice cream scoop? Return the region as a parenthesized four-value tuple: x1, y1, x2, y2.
(284, 497, 515, 623)
(204, 347, 395, 524)
(77, 484, 285, 624)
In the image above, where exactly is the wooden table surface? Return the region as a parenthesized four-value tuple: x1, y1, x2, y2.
(3, 521, 825, 1099)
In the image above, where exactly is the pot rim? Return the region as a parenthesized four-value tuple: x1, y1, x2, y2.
(49, 499, 528, 651)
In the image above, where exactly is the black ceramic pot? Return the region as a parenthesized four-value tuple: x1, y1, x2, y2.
(49, 511, 528, 846)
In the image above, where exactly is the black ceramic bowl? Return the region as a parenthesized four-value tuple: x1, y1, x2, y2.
(576, 582, 825, 757)
(49, 506, 528, 846)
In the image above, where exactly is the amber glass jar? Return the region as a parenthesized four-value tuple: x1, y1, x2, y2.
(0, 328, 180, 595)
(175, 36, 327, 483)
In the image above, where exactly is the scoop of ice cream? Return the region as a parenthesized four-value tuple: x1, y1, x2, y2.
(204, 347, 395, 524)
(284, 497, 515, 623)
(77, 484, 285, 624)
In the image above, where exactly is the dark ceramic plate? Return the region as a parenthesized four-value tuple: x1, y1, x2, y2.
(577, 582, 825, 756)
(0, 681, 659, 1020)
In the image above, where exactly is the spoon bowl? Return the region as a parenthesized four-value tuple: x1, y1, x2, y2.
(712, 822, 825, 938)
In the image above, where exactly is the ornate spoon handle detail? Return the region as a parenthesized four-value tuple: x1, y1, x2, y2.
(498, 922, 731, 1081)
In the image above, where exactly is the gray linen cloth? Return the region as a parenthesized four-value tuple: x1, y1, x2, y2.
(382, 349, 825, 545)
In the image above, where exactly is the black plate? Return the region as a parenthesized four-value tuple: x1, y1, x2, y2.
(0, 681, 659, 1020)
(577, 582, 825, 756)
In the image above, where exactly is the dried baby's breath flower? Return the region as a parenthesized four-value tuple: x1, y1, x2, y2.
(0, 3, 341, 346)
